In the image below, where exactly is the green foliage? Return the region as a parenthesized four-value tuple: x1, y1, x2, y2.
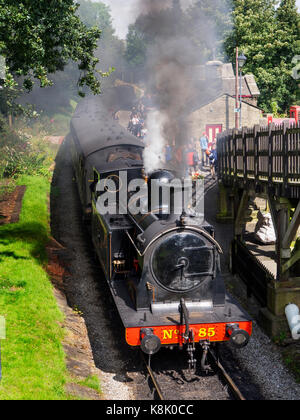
(0, 0, 102, 95)
(16, 1, 121, 116)
(125, 25, 148, 68)
(225, 0, 300, 112)
(78, 0, 113, 30)
(1, 145, 46, 178)
(0, 117, 52, 179)
(77, 0, 120, 82)
(124, 2, 190, 70)
(186, 0, 233, 62)
(124, 0, 232, 72)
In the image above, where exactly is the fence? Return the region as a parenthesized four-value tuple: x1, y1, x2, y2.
(217, 123, 300, 198)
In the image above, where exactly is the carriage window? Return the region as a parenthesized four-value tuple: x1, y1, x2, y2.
(107, 148, 142, 163)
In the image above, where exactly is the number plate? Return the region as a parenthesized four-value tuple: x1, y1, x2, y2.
(126, 321, 253, 346)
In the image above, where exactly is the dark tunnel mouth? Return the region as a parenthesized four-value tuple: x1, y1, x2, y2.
(150, 230, 215, 293)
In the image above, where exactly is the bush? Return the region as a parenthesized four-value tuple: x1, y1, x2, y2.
(0, 116, 47, 178)
(1, 145, 47, 178)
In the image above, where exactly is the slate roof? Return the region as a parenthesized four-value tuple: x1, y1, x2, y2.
(184, 62, 261, 115)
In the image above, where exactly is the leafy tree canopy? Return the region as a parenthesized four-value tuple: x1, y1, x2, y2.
(186, 0, 233, 62)
(0, 0, 103, 94)
(124, 0, 188, 69)
(14, 1, 123, 116)
(225, 0, 300, 112)
(77, 0, 123, 79)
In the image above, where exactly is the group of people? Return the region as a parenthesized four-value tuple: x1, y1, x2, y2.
(127, 101, 218, 178)
(127, 95, 154, 140)
(167, 133, 218, 179)
(189, 132, 218, 179)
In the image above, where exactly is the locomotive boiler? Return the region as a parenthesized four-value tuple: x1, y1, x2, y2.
(69, 89, 252, 371)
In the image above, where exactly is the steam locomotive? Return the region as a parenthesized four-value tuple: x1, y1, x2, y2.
(69, 90, 252, 371)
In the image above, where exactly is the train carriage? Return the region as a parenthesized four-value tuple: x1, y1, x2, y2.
(69, 90, 252, 371)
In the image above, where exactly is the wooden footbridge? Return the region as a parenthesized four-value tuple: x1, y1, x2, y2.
(217, 123, 300, 336)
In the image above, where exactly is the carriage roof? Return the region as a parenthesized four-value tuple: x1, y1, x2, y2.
(71, 94, 144, 158)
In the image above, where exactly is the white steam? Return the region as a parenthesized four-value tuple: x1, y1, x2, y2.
(143, 110, 167, 175)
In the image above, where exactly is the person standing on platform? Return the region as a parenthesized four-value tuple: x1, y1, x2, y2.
(165, 143, 173, 163)
(208, 144, 218, 179)
(185, 143, 198, 176)
(200, 132, 209, 169)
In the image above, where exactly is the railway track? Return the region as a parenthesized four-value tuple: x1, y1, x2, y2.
(142, 348, 246, 401)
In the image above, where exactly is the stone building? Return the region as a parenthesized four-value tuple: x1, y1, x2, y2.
(185, 61, 262, 142)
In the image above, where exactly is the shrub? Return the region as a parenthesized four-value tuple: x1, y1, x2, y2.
(0, 116, 47, 178)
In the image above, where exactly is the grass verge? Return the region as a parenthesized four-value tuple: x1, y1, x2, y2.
(0, 175, 68, 400)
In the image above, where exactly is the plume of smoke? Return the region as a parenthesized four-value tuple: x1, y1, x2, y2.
(99, 0, 194, 38)
(146, 37, 196, 148)
(133, 0, 230, 175)
(100, 0, 141, 39)
(143, 110, 167, 174)
(136, 1, 197, 173)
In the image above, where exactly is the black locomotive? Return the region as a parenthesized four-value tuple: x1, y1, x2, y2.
(69, 88, 252, 371)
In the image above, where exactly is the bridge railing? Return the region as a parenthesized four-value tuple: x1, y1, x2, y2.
(217, 123, 300, 196)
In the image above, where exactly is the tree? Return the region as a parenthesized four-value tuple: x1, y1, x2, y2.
(186, 0, 233, 62)
(125, 25, 148, 68)
(124, 1, 188, 70)
(225, 0, 300, 112)
(77, 0, 124, 83)
(274, 0, 300, 110)
(0, 0, 103, 94)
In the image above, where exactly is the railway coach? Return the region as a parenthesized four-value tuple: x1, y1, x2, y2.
(69, 90, 252, 371)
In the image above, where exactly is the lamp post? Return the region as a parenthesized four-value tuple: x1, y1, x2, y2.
(238, 52, 247, 129)
(235, 48, 239, 130)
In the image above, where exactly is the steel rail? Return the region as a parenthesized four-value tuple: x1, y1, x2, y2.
(142, 349, 246, 401)
(141, 353, 165, 400)
(208, 349, 246, 401)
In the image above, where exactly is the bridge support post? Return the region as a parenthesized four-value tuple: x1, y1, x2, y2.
(216, 183, 235, 223)
(259, 197, 300, 337)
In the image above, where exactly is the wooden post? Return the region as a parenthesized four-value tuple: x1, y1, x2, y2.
(235, 47, 239, 130)
(274, 198, 291, 282)
(254, 125, 260, 185)
(234, 190, 249, 240)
